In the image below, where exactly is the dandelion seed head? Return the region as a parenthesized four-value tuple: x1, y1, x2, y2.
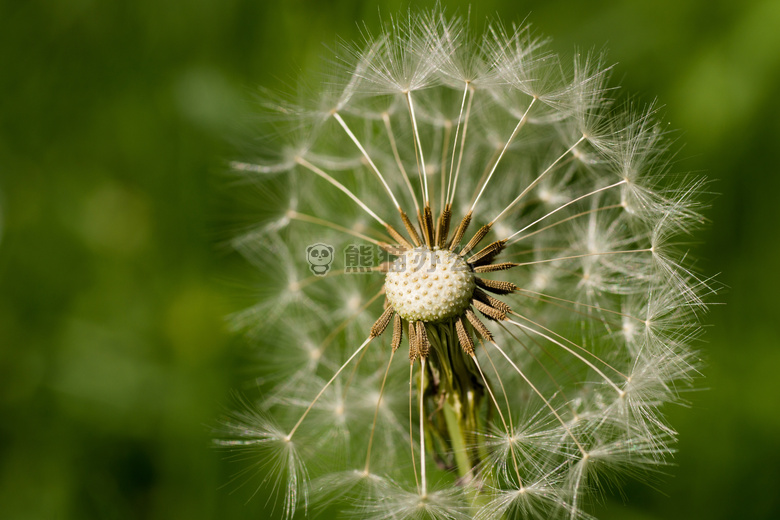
(385, 248, 475, 322)
(219, 6, 712, 520)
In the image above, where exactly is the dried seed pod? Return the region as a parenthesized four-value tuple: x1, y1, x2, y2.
(475, 277, 517, 295)
(456, 317, 475, 355)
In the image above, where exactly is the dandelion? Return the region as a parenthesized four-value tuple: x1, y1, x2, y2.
(216, 8, 711, 520)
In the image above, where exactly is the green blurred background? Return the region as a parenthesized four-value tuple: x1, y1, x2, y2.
(1, 0, 779, 518)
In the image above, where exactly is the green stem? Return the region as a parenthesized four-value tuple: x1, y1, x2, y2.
(426, 320, 503, 516)
(442, 395, 471, 481)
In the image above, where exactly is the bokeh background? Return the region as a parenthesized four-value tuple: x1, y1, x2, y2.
(2, 0, 779, 519)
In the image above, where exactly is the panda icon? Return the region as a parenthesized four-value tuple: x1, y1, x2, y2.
(306, 243, 334, 276)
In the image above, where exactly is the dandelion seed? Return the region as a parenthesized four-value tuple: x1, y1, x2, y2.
(219, 7, 711, 520)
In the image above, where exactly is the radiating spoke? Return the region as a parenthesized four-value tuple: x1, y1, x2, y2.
(448, 86, 475, 206)
(287, 210, 394, 248)
(471, 97, 536, 214)
(511, 248, 652, 267)
(364, 349, 397, 473)
(446, 82, 470, 203)
(490, 340, 586, 454)
(333, 112, 403, 210)
(470, 352, 523, 485)
(506, 316, 625, 391)
(506, 180, 627, 242)
(419, 357, 428, 497)
(295, 157, 388, 226)
(511, 205, 623, 243)
(383, 112, 420, 214)
(405, 91, 429, 205)
(491, 136, 587, 225)
(408, 362, 419, 491)
(287, 336, 374, 440)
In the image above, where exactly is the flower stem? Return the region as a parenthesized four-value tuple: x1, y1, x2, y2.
(442, 394, 472, 481)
